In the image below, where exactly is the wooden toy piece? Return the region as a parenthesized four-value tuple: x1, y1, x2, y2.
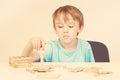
(67, 66, 112, 77)
(26, 65, 52, 73)
(67, 66, 84, 72)
(9, 56, 32, 68)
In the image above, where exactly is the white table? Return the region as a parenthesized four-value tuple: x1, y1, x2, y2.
(0, 62, 120, 80)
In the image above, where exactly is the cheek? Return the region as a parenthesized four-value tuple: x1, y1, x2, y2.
(72, 28, 80, 33)
(55, 29, 62, 35)
(54, 28, 59, 34)
(70, 29, 80, 36)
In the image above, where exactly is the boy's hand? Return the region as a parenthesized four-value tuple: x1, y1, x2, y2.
(30, 37, 45, 51)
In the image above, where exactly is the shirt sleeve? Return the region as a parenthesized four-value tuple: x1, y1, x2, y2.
(83, 41, 95, 62)
(86, 43, 95, 62)
(88, 48, 95, 62)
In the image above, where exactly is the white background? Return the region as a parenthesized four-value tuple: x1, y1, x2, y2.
(0, 0, 120, 62)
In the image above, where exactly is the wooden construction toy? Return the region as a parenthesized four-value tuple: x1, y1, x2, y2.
(9, 56, 32, 68)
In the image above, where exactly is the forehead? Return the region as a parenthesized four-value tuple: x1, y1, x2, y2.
(55, 13, 76, 23)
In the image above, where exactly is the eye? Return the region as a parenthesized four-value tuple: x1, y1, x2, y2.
(57, 26, 63, 28)
(68, 26, 74, 28)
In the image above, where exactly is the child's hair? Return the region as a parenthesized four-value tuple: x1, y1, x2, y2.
(52, 5, 84, 29)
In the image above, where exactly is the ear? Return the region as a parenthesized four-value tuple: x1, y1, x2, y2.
(78, 25, 84, 33)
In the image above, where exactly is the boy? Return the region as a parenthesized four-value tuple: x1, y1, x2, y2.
(22, 5, 95, 62)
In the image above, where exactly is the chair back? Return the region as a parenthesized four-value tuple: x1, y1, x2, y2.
(88, 41, 110, 62)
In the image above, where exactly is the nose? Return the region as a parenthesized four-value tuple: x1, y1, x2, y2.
(63, 27, 68, 33)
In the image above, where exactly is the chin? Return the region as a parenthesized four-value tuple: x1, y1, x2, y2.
(63, 40, 71, 44)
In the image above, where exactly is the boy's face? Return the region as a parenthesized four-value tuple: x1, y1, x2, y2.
(54, 14, 82, 44)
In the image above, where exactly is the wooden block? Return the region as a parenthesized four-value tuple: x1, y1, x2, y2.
(9, 56, 32, 68)
(26, 65, 51, 73)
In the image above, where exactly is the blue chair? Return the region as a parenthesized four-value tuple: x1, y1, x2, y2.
(88, 41, 110, 62)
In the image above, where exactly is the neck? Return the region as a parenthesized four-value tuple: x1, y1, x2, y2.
(59, 38, 78, 50)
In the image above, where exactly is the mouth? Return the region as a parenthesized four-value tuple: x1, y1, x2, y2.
(63, 35, 69, 38)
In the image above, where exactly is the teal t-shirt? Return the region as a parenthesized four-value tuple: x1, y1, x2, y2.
(41, 38, 95, 62)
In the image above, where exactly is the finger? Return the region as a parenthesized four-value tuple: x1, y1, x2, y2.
(41, 39, 45, 50)
(33, 37, 38, 51)
(37, 39, 41, 50)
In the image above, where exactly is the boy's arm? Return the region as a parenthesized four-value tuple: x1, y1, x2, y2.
(22, 41, 40, 62)
(22, 41, 33, 56)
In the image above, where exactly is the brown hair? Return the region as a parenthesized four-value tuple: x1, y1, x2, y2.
(52, 5, 84, 29)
